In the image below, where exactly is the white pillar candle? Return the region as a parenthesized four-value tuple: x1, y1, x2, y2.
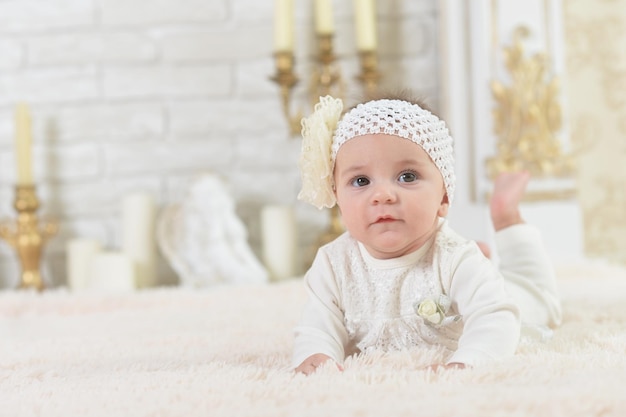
(353, 0, 377, 51)
(14, 103, 34, 186)
(261, 205, 298, 282)
(273, 0, 294, 51)
(88, 251, 136, 292)
(66, 238, 101, 291)
(315, 0, 334, 35)
(122, 193, 157, 288)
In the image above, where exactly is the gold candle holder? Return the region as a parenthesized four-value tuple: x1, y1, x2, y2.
(271, 34, 346, 136)
(0, 185, 57, 291)
(356, 50, 381, 96)
(311, 34, 344, 100)
(270, 51, 302, 136)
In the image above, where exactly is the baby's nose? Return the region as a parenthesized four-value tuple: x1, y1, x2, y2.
(372, 183, 397, 204)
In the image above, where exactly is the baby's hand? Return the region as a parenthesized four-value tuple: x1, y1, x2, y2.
(295, 353, 342, 375)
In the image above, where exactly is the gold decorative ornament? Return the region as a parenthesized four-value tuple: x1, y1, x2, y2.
(0, 185, 58, 290)
(487, 26, 575, 179)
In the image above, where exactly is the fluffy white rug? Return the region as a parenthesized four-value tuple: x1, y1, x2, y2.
(2, 262, 626, 417)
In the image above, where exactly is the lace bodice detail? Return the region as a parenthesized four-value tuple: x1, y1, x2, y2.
(323, 223, 467, 355)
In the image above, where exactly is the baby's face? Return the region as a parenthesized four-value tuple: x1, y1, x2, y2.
(333, 134, 449, 259)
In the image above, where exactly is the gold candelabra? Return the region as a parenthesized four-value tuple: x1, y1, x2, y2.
(310, 34, 343, 102)
(270, 34, 381, 136)
(0, 185, 57, 290)
(357, 50, 381, 96)
(270, 51, 302, 135)
(271, 33, 381, 249)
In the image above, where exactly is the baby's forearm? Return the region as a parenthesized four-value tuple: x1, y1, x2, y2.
(292, 323, 346, 369)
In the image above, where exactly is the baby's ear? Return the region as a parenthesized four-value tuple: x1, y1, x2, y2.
(437, 194, 450, 217)
(332, 183, 340, 210)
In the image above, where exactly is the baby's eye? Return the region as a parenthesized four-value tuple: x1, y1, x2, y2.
(398, 171, 418, 183)
(351, 176, 370, 187)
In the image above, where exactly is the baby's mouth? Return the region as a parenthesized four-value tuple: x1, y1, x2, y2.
(375, 216, 397, 224)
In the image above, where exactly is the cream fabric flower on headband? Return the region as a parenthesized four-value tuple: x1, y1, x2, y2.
(298, 96, 343, 209)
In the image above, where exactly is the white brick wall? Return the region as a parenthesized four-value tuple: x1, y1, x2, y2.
(0, 0, 440, 288)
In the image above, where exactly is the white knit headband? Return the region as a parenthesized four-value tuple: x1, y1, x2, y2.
(298, 96, 456, 209)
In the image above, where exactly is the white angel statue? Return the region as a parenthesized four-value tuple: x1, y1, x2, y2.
(157, 173, 268, 287)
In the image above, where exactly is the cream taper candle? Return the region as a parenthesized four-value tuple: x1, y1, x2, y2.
(14, 103, 34, 186)
(67, 238, 102, 291)
(315, 0, 334, 35)
(261, 205, 298, 281)
(122, 193, 157, 288)
(354, 0, 377, 51)
(274, 0, 294, 51)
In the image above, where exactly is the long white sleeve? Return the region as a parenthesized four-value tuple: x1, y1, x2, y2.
(445, 246, 521, 366)
(292, 250, 348, 368)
